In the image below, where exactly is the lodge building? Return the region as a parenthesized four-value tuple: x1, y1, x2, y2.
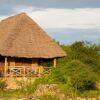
(0, 13, 66, 77)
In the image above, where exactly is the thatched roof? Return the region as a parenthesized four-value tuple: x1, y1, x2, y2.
(0, 13, 66, 58)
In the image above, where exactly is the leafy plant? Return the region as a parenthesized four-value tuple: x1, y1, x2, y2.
(0, 79, 7, 90)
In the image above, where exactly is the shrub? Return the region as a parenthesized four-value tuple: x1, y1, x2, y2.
(66, 60, 97, 91)
(0, 79, 7, 90)
(45, 60, 97, 92)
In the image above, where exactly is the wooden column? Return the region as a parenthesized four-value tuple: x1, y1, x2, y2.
(4, 57, 7, 78)
(54, 58, 57, 67)
(38, 59, 40, 77)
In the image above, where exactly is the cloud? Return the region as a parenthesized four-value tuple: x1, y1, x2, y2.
(0, 5, 100, 44)
(0, 0, 100, 15)
(0, 0, 100, 8)
(1, 7, 100, 30)
(12, 7, 100, 29)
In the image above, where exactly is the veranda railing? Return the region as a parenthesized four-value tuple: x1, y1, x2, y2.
(5, 66, 51, 77)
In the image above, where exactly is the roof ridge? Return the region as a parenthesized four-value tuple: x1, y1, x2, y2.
(1, 12, 27, 22)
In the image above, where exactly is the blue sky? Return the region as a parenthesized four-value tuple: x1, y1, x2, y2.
(46, 28, 100, 44)
(0, 0, 100, 44)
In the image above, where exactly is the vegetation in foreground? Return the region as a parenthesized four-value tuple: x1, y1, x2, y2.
(0, 41, 99, 99)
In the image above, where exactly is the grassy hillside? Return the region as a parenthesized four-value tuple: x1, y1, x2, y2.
(34, 41, 100, 98)
(0, 41, 99, 99)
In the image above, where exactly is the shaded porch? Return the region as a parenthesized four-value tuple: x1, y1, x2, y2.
(0, 57, 57, 77)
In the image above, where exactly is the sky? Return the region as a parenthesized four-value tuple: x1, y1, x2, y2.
(0, 0, 100, 44)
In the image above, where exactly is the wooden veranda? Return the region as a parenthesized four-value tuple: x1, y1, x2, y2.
(2, 57, 57, 77)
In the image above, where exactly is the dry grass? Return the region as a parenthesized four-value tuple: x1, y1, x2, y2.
(0, 77, 36, 90)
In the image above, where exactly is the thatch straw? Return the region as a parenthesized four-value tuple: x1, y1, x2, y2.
(0, 13, 66, 58)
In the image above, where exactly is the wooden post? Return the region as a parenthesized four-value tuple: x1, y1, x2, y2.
(54, 58, 57, 67)
(23, 67, 26, 77)
(31, 59, 34, 76)
(4, 57, 7, 78)
(38, 59, 41, 77)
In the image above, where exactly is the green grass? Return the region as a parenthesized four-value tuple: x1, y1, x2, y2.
(38, 94, 59, 100)
(0, 90, 23, 98)
(79, 90, 100, 98)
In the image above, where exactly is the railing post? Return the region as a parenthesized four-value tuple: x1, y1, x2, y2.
(23, 67, 26, 77)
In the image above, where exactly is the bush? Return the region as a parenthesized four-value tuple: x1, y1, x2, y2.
(0, 79, 7, 90)
(66, 60, 97, 91)
(74, 80, 96, 92)
(44, 60, 97, 92)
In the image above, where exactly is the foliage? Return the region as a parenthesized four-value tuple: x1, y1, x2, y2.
(79, 90, 100, 98)
(42, 59, 53, 67)
(0, 41, 99, 98)
(38, 94, 59, 100)
(0, 90, 23, 98)
(48, 60, 97, 91)
(60, 41, 100, 79)
(15, 78, 39, 95)
(35, 41, 100, 93)
(0, 79, 7, 91)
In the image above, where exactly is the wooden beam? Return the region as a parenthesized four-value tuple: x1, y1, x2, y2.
(54, 58, 57, 67)
(4, 57, 7, 78)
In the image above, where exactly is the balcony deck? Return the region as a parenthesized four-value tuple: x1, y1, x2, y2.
(1, 66, 51, 77)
